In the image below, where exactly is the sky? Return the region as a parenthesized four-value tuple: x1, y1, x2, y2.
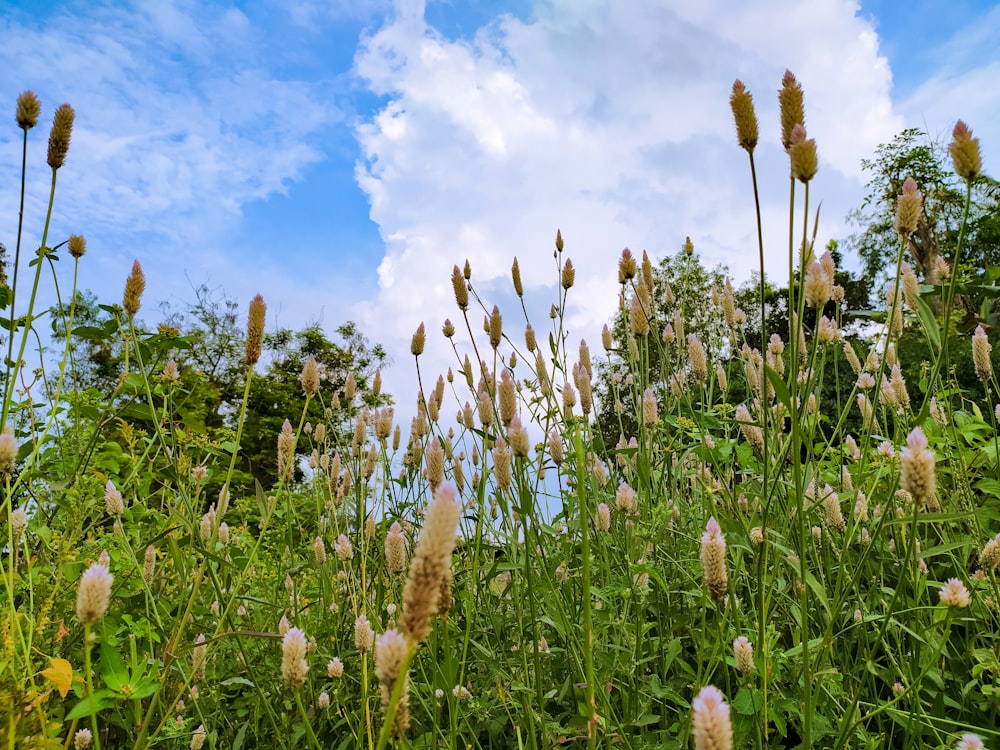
(1, 0, 998, 418)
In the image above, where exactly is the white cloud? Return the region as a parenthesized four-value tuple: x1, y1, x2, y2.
(0, 0, 341, 326)
(352, 0, 903, 410)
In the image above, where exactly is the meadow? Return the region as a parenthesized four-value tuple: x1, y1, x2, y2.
(2, 73, 999, 749)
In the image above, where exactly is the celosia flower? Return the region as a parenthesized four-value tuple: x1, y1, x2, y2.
(11, 507, 28, 539)
(691, 685, 733, 750)
(16, 90, 41, 130)
(281, 627, 308, 689)
(68, 234, 86, 259)
(104, 480, 123, 516)
(957, 733, 985, 750)
(804, 261, 832, 308)
(778, 70, 805, 151)
(327, 657, 344, 677)
(400, 482, 462, 644)
(192, 633, 207, 681)
(900, 427, 937, 511)
(730, 80, 758, 152)
(733, 636, 753, 676)
(277, 419, 295, 481)
(46, 103, 75, 169)
(615, 483, 638, 515)
(594, 503, 611, 532)
(735, 404, 763, 454)
(385, 521, 408, 576)
(687, 334, 708, 384)
(245, 294, 266, 366)
(73, 728, 92, 750)
(76, 563, 113, 625)
(700, 517, 728, 602)
(122, 260, 145, 318)
(788, 124, 818, 183)
(300, 354, 320, 396)
(973, 325, 993, 384)
(979, 533, 1000, 571)
(0, 425, 18, 476)
(318, 691, 330, 709)
(190, 726, 207, 750)
(335, 534, 353, 561)
(949, 120, 981, 182)
(938, 578, 971, 608)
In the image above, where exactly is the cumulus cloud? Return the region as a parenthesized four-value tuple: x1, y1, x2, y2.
(352, 0, 902, 406)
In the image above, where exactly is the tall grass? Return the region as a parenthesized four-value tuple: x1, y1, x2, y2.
(2, 76, 999, 750)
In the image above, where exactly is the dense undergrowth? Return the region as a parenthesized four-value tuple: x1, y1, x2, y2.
(3, 74, 999, 750)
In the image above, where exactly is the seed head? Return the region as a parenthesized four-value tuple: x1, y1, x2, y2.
(122, 259, 145, 318)
(488, 306, 502, 349)
(76, 563, 113, 625)
(642, 388, 659, 427)
(619, 248, 637, 282)
(385, 521, 409, 576)
(730, 80, 759, 152)
(687, 334, 708, 384)
(949, 120, 981, 182)
(68, 234, 86, 259)
(555, 229, 564, 252)
(16, 90, 41, 130)
(595, 502, 611, 532)
(277, 419, 296, 482)
(804, 261, 832, 308)
(104, 480, 124, 516)
(511, 257, 523, 297)
(46, 103, 75, 169)
(900, 427, 936, 511)
(354, 615, 375, 652)
(691, 685, 733, 750)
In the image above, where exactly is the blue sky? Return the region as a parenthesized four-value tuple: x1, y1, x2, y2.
(1, 0, 998, 408)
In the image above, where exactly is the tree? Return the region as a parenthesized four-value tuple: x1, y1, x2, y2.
(847, 128, 1000, 288)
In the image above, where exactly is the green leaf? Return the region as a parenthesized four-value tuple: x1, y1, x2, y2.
(71, 325, 108, 341)
(66, 689, 118, 720)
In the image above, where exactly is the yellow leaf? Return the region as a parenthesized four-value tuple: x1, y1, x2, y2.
(41, 658, 73, 698)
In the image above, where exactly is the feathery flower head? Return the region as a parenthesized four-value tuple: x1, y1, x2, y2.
(511, 257, 523, 296)
(0, 425, 18, 476)
(939, 577, 971, 608)
(949, 120, 981, 182)
(956, 734, 984, 750)
(894, 177, 924, 237)
(788, 124, 818, 183)
(16, 90, 41, 130)
(301, 354, 320, 396)
(281, 627, 308, 690)
(595, 502, 611, 532)
(245, 294, 266, 366)
(778, 69, 805, 152)
(900, 426, 936, 511)
(730, 79, 759, 152)
(46, 103, 75, 169)
(619, 247, 637, 282)
(68, 234, 86, 259)
(76, 563, 113, 625)
(385, 521, 409, 576)
(73, 728, 93, 750)
(700, 517, 728, 601)
(804, 261, 832, 308)
(733, 636, 754, 675)
(410, 322, 426, 356)
(451, 265, 469, 310)
(104, 480, 124, 516)
(122, 259, 145, 318)
(401, 482, 462, 643)
(691, 685, 733, 750)
(973, 325, 992, 384)
(561, 259, 575, 289)
(354, 615, 375, 652)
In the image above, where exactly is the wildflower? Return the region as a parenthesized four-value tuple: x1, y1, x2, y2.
(749, 527, 764, 545)
(281, 627, 308, 690)
(615, 483, 638, 515)
(76, 563, 113, 625)
(104, 480, 124, 517)
(16, 90, 41, 130)
(0, 425, 17, 477)
(817, 316, 838, 344)
(68, 234, 86, 259)
(788, 124, 818, 183)
(451, 265, 468, 310)
(400, 482, 462, 644)
(318, 692, 330, 710)
(277, 419, 295, 482)
(561, 259, 575, 289)
(335, 534, 353, 561)
(778, 70, 805, 151)
(939, 578, 971, 608)
(507, 416, 529, 457)
(122, 260, 145, 318)
(733, 637, 753, 676)
(687, 334, 708, 384)
(11, 507, 28, 539)
(190, 726, 207, 750)
(949, 120, 981, 182)
(700, 517, 728, 602)
(804, 261, 831, 308)
(385, 521, 409, 576)
(735, 404, 764, 454)
(979, 533, 1000, 571)
(973, 325, 992, 384)
(594, 502, 611, 532)
(328, 657, 344, 677)
(630, 389, 657, 431)
(730, 80, 758, 152)
(73, 728, 93, 750)
(894, 178, 924, 238)
(957, 734, 985, 750)
(547, 430, 564, 466)
(375, 628, 410, 734)
(46, 103, 75, 169)
(900, 427, 937, 511)
(691, 685, 733, 750)
(245, 294, 266, 366)
(823, 487, 845, 532)
(192, 634, 207, 681)
(300, 354, 320, 396)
